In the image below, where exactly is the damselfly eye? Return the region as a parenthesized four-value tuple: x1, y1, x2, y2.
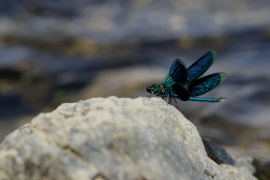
(146, 87, 152, 93)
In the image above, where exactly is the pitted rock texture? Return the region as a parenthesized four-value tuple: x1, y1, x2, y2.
(0, 97, 257, 180)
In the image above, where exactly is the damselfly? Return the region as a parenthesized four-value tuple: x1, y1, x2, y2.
(146, 51, 226, 105)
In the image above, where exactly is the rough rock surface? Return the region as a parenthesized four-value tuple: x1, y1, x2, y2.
(0, 97, 257, 180)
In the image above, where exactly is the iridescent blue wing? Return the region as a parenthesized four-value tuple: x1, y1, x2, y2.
(169, 59, 187, 84)
(162, 59, 187, 86)
(188, 72, 226, 97)
(186, 51, 217, 84)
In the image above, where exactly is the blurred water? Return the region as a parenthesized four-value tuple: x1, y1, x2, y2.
(0, 0, 270, 161)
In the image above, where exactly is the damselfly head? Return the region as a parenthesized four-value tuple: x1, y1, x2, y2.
(146, 84, 158, 93)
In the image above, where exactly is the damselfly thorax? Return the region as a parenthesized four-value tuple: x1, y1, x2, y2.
(160, 84, 166, 93)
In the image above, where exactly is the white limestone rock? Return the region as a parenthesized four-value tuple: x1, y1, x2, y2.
(0, 97, 257, 180)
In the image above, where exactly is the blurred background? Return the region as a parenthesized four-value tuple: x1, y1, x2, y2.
(0, 0, 270, 171)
